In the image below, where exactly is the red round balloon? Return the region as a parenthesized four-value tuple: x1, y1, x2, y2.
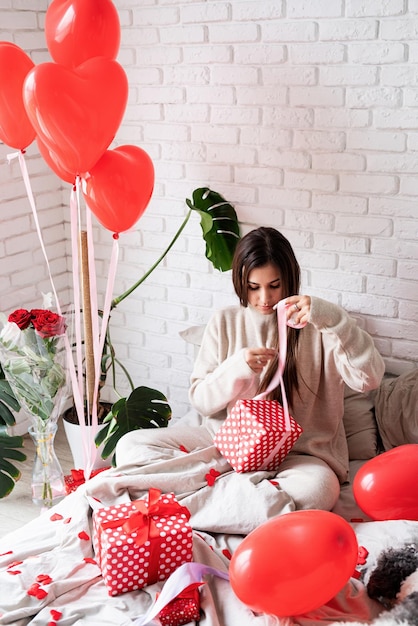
(229, 510, 358, 617)
(23, 57, 128, 176)
(45, 0, 120, 69)
(82, 145, 154, 233)
(353, 444, 418, 521)
(0, 42, 35, 149)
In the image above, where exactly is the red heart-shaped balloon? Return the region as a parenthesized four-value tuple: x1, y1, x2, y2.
(23, 57, 128, 175)
(82, 145, 154, 233)
(0, 42, 35, 149)
(45, 0, 120, 69)
(37, 136, 76, 184)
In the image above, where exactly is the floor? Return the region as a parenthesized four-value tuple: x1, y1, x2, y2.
(0, 421, 75, 538)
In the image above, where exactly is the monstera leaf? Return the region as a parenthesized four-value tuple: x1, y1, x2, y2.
(95, 386, 171, 464)
(0, 377, 20, 425)
(0, 427, 26, 498)
(0, 369, 26, 498)
(186, 187, 240, 271)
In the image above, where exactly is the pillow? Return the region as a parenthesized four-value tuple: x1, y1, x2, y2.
(179, 324, 205, 346)
(374, 368, 418, 450)
(343, 385, 379, 460)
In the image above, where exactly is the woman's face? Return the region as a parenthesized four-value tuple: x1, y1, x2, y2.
(247, 263, 283, 315)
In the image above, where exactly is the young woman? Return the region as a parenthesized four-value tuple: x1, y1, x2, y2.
(115, 227, 385, 532)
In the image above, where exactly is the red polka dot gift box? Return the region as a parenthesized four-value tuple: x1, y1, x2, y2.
(92, 488, 193, 596)
(214, 398, 303, 473)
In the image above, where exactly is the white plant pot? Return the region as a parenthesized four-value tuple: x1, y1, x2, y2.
(63, 418, 110, 471)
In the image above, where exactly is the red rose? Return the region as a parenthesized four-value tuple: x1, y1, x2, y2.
(8, 309, 32, 329)
(30, 309, 66, 338)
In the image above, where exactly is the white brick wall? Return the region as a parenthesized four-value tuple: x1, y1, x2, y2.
(0, 1, 417, 422)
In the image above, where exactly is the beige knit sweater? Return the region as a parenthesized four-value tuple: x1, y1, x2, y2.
(189, 297, 385, 483)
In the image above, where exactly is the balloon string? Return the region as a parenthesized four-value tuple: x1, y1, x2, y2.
(92, 222, 119, 417)
(70, 181, 84, 400)
(69, 181, 97, 477)
(86, 207, 101, 397)
(7, 151, 85, 472)
(73, 200, 118, 479)
(83, 219, 118, 478)
(7, 151, 61, 313)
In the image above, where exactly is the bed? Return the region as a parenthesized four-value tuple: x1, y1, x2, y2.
(0, 366, 417, 626)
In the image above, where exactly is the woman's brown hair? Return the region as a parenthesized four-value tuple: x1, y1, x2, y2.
(232, 227, 301, 404)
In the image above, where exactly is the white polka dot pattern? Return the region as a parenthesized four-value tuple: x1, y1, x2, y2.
(92, 492, 193, 596)
(214, 399, 303, 473)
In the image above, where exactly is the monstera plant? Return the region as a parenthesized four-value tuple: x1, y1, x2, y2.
(95, 187, 241, 463)
(0, 367, 26, 498)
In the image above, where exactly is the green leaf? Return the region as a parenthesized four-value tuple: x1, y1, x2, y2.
(0, 378, 20, 413)
(186, 187, 240, 271)
(95, 386, 171, 462)
(0, 402, 16, 427)
(0, 427, 26, 498)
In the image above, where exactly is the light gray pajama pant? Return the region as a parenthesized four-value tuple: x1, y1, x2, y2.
(114, 423, 340, 535)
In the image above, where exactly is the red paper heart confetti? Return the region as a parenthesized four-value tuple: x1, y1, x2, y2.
(36, 574, 53, 585)
(50, 513, 63, 522)
(222, 549, 232, 560)
(83, 557, 97, 565)
(78, 531, 90, 541)
(0, 551, 13, 557)
(27, 583, 40, 596)
(205, 468, 220, 487)
(50, 609, 62, 620)
(7, 560, 23, 569)
(64, 517, 72, 524)
(27, 583, 48, 599)
(7, 569, 21, 575)
(179, 445, 189, 453)
(357, 546, 369, 566)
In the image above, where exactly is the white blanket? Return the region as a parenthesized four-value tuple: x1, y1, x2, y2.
(1, 449, 417, 626)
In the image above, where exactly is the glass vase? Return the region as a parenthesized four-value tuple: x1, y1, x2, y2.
(28, 422, 66, 508)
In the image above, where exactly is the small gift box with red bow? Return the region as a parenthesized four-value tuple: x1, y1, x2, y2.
(64, 467, 109, 493)
(214, 399, 303, 473)
(92, 488, 193, 596)
(158, 584, 201, 626)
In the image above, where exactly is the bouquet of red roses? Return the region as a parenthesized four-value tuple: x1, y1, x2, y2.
(0, 307, 68, 428)
(0, 305, 70, 506)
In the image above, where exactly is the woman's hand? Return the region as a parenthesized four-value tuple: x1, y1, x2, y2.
(246, 347, 277, 373)
(285, 295, 311, 328)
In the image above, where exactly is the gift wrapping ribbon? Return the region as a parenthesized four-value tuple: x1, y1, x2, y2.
(100, 489, 190, 545)
(98, 489, 191, 585)
(253, 298, 299, 470)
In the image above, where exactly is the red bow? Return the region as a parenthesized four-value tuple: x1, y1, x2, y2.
(65, 467, 108, 493)
(102, 488, 190, 547)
